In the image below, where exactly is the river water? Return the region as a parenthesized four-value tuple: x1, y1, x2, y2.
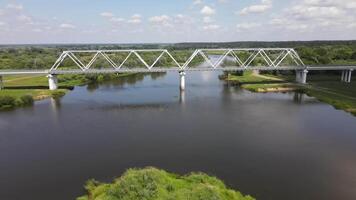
(1, 71, 356, 200)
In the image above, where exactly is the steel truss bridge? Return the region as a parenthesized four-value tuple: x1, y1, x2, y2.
(0, 48, 354, 90)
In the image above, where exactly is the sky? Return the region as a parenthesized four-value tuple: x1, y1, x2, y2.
(0, 0, 356, 44)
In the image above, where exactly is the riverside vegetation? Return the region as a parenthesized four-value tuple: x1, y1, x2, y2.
(77, 167, 254, 200)
(222, 71, 356, 116)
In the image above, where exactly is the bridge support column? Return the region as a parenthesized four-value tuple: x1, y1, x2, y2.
(348, 70, 353, 83)
(47, 74, 58, 90)
(341, 70, 353, 83)
(179, 71, 186, 91)
(296, 70, 308, 84)
(0, 76, 3, 90)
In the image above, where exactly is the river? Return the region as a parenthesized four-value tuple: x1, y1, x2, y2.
(1, 71, 356, 200)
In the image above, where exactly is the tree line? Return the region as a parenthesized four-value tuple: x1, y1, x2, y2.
(0, 41, 356, 69)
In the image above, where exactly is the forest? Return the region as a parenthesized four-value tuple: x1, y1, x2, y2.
(0, 40, 356, 70)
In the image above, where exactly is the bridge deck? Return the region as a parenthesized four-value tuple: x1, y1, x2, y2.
(0, 66, 355, 75)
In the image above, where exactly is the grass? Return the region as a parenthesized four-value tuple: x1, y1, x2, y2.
(222, 71, 300, 92)
(77, 167, 255, 200)
(223, 71, 356, 115)
(0, 73, 136, 110)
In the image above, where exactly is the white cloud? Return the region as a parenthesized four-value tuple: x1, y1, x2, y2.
(239, 0, 272, 15)
(17, 15, 33, 24)
(203, 16, 214, 23)
(110, 17, 125, 23)
(236, 23, 261, 31)
(203, 24, 220, 30)
(218, 0, 228, 3)
(149, 15, 170, 23)
(100, 12, 114, 18)
(6, 3, 23, 11)
(201, 6, 216, 15)
(149, 15, 172, 27)
(60, 23, 76, 29)
(193, 0, 203, 5)
(127, 14, 142, 24)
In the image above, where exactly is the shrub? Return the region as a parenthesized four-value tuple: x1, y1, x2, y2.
(51, 90, 66, 99)
(77, 167, 255, 200)
(20, 95, 34, 106)
(0, 96, 16, 109)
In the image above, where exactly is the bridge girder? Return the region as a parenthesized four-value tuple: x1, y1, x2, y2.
(49, 48, 306, 73)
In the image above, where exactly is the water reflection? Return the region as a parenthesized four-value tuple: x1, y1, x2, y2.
(293, 92, 305, 104)
(179, 90, 185, 105)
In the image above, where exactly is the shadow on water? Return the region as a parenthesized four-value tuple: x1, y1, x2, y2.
(85, 73, 166, 92)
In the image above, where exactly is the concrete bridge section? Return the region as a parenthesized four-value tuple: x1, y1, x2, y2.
(0, 48, 355, 91)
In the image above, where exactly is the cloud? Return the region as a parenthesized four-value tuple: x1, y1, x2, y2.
(203, 24, 220, 30)
(60, 23, 76, 29)
(127, 14, 142, 24)
(193, 0, 203, 5)
(110, 17, 125, 23)
(201, 6, 216, 15)
(269, 0, 356, 32)
(149, 15, 172, 27)
(6, 3, 23, 11)
(236, 23, 261, 31)
(100, 12, 114, 18)
(203, 16, 214, 23)
(218, 0, 228, 3)
(239, 0, 272, 15)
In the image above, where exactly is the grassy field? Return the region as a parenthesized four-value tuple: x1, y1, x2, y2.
(0, 73, 134, 110)
(224, 71, 356, 115)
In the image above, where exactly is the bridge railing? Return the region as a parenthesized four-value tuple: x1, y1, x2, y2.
(50, 48, 306, 72)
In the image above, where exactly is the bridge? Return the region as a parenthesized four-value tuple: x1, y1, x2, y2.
(0, 48, 354, 91)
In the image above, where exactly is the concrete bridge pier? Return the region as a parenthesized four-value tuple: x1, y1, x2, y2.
(47, 74, 58, 90)
(179, 71, 186, 91)
(341, 70, 353, 83)
(0, 76, 3, 90)
(296, 69, 308, 84)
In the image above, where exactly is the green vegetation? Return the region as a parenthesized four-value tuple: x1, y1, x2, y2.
(0, 72, 148, 111)
(223, 72, 356, 115)
(221, 71, 300, 92)
(0, 89, 69, 110)
(77, 167, 254, 200)
(304, 78, 356, 115)
(1, 41, 356, 71)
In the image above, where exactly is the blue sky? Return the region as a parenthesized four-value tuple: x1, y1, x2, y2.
(0, 0, 356, 44)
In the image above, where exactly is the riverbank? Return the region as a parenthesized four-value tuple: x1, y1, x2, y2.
(222, 71, 356, 115)
(0, 73, 134, 110)
(77, 167, 254, 200)
(220, 71, 302, 92)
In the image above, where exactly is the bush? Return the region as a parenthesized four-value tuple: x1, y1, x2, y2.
(20, 95, 34, 106)
(51, 90, 66, 99)
(0, 96, 16, 109)
(77, 167, 255, 200)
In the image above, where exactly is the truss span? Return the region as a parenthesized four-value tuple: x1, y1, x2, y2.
(49, 48, 306, 73)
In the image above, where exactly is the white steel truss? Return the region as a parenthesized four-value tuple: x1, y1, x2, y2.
(50, 48, 305, 72)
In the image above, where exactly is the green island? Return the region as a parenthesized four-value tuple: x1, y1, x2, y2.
(77, 167, 254, 200)
(222, 71, 356, 116)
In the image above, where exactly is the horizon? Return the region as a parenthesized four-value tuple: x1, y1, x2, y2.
(1, 39, 356, 46)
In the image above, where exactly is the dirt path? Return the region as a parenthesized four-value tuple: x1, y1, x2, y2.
(253, 74, 284, 81)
